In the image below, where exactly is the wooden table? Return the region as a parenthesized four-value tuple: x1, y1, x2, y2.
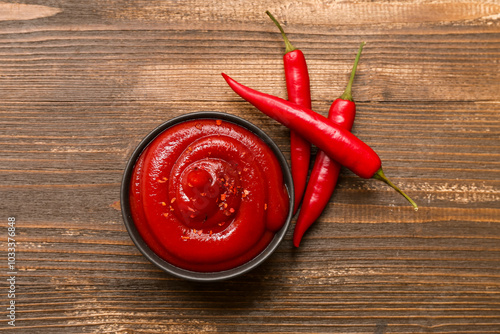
(2, 1, 499, 333)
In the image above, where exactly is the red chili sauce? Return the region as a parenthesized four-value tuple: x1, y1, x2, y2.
(129, 118, 290, 272)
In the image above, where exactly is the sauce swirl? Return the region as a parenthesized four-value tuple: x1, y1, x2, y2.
(129, 118, 290, 272)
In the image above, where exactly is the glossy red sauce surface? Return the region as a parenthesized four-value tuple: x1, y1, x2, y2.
(129, 119, 290, 272)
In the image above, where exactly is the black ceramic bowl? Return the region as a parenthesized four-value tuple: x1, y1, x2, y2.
(121, 111, 294, 282)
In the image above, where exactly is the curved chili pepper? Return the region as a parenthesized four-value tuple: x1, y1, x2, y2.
(294, 42, 365, 247)
(266, 11, 312, 215)
(221, 73, 418, 210)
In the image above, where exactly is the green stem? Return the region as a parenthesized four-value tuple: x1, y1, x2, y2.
(266, 11, 296, 53)
(339, 42, 366, 102)
(373, 168, 418, 211)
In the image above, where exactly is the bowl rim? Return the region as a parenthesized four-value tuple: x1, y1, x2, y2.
(120, 111, 294, 282)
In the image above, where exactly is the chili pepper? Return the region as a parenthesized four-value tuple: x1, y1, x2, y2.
(266, 11, 311, 215)
(294, 42, 364, 247)
(221, 73, 418, 210)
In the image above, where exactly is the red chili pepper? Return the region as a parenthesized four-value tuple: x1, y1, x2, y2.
(266, 11, 312, 215)
(221, 74, 418, 210)
(294, 42, 364, 247)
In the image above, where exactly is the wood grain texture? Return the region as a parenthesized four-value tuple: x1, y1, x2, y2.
(1, 0, 499, 333)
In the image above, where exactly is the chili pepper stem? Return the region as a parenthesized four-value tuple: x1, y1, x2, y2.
(373, 168, 418, 211)
(340, 42, 366, 102)
(266, 11, 296, 53)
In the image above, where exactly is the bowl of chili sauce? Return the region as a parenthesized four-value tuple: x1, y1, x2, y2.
(121, 111, 293, 281)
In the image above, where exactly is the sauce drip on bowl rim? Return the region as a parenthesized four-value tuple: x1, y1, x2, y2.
(129, 118, 290, 272)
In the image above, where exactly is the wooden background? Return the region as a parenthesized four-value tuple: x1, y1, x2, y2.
(1, 0, 499, 333)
